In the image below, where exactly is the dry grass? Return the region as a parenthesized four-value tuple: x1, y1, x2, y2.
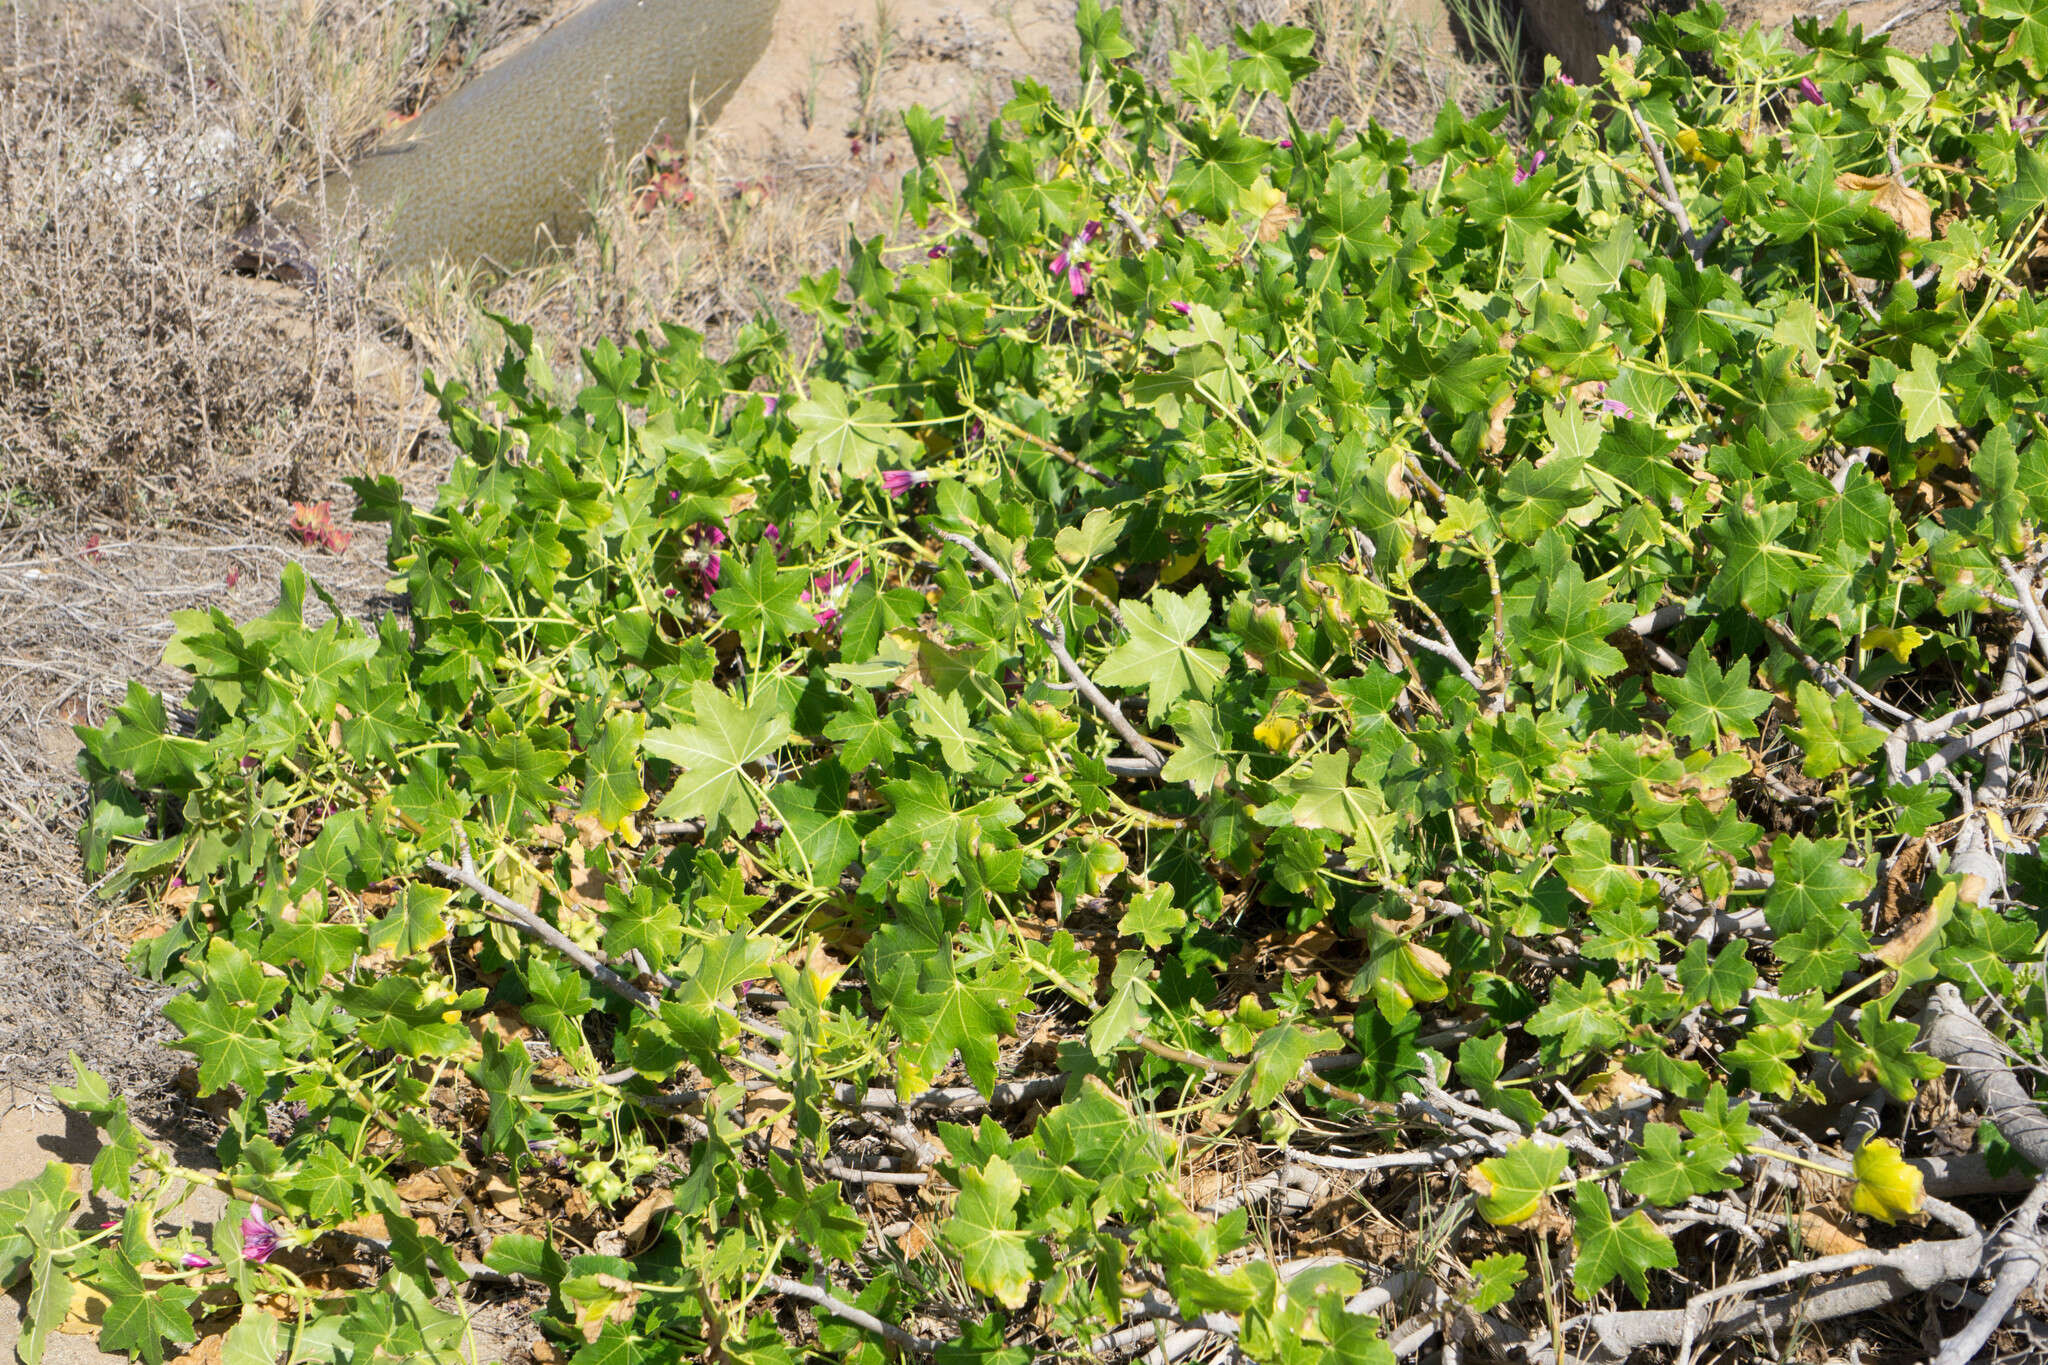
(379, 137, 895, 405)
(0, 0, 486, 528)
(1116, 0, 1515, 143)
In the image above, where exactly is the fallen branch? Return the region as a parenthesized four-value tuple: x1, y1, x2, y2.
(1393, 618, 1496, 710)
(1923, 983, 2048, 1172)
(1625, 602, 1687, 673)
(761, 1273, 948, 1354)
(1283, 1136, 1495, 1174)
(1759, 616, 1914, 724)
(820, 1159, 930, 1187)
(1933, 1176, 2048, 1365)
(2002, 559, 2048, 671)
(1915, 1151, 2042, 1198)
(1522, 1195, 1984, 1363)
(1199, 1164, 1327, 1218)
(1884, 674, 2048, 779)
(1896, 697, 2048, 789)
(830, 1074, 1068, 1113)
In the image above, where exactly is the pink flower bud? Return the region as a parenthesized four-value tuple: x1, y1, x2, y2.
(1798, 76, 1825, 107)
(240, 1209, 281, 1264)
(881, 469, 931, 499)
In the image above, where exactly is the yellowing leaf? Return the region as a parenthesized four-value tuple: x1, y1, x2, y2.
(1914, 440, 1962, 477)
(1851, 1138, 1925, 1223)
(1674, 127, 1721, 170)
(1861, 625, 1927, 664)
(1252, 714, 1301, 752)
(1469, 1139, 1571, 1226)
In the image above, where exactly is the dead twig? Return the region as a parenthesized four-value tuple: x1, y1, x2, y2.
(1619, 79, 1703, 262)
(936, 529, 1165, 774)
(761, 1273, 948, 1354)
(425, 834, 661, 1016)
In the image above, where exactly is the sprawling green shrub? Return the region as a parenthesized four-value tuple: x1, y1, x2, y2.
(17, 1, 2048, 1360)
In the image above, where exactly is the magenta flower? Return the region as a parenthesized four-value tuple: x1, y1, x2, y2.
(763, 395, 779, 415)
(1296, 487, 1312, 504)
(1049, 221, 1104, 299)
(763, 522, 780, 544)
(1021, 772, 1039, 785)
(799, 558, 866, 626)
(1168, 300, 1192, 316)
(1558, 73, 1576, 87)
(928, 245, 949, 259)
(1601, 398, 1633, 418)
(700, 553, 721, 591)
(1513, 149, 1547, 186)
(181, 1253, 212, 1269)
(1798, 76, 1825, 107)
(241, 1209, 281, 1264)
(882, 470, 932, 499)
(1278, 138, 1294, 149)
(100, 1218, 120, 1230)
